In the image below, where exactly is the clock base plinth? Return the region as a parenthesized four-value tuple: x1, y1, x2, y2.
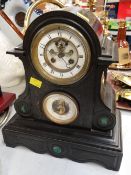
(2, 110, 122, 171)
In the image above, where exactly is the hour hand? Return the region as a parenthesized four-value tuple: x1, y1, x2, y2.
(64, 50, 74, 57)
(49, 49, 58, 55)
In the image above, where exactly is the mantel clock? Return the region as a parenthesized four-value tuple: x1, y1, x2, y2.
(2, 5, 123, 171)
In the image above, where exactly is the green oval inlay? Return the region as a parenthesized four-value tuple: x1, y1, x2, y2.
(99, 117, 109, 127)
(53, 146, 62, 154)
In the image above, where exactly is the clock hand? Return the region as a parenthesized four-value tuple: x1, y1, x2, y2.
(49, 49, 58, 55)
(64, 50, 74, 57)
(61, 57, 70, 69)
(57, 50, 74, 58)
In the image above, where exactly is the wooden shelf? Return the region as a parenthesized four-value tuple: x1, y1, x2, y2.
(109, 30, 131, 36)
(106, 0, 119, 3)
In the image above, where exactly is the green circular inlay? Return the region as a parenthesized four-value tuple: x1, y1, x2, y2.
(20, 103, 29, 114)
(21, 105, 26, 113)
(53, 146, 62, 154)
(99, 117, 109, 127)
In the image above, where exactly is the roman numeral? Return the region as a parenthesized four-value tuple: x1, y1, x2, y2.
(40, 43, 45, 48)
(69, 36, 72, 40)
(47, 35, 52, 39)
(76, 65, 81, 69)
(43, 62, 47, 67)
(70, 72, 73, 76)
(77, 44, 81, 48)
(60, 73, 63, 77)
(78, 55, 83, 58)
(57, 30, 62, 37)
(51, 69, 54, 74)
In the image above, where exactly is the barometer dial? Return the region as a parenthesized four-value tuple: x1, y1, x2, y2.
(42, 92, 78, 124)
(31, 23, 91, 85)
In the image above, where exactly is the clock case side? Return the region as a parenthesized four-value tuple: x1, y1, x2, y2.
(8, 11, 116, 131)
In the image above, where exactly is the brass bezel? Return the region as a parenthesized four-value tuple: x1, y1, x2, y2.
(31, 23, 91, 85)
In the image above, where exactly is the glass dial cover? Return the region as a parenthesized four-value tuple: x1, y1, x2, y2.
(31, 23, 91, 85)
(42, 92, 78, 124)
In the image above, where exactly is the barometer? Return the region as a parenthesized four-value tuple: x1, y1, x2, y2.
(43, 92, 78, 124)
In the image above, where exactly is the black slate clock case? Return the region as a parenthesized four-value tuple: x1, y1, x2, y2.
(13, 11, 115, 130)
(2, 11, 123, 171)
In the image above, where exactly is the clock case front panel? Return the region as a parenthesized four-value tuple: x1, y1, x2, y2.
(12, 11, 116, 131)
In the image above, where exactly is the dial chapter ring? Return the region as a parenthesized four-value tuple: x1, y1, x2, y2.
(31, 23, 91, 85)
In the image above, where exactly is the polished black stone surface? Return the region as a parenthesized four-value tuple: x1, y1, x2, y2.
(2, 110, 122, 171)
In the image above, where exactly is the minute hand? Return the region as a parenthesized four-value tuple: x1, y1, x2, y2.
(61, 57, 70, 68)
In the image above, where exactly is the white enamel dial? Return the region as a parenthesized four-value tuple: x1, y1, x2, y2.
(31, 23, 91, 85)
(43, 92, 78, 124)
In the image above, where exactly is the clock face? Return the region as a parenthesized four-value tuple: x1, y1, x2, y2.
(31, 23, 91, 85)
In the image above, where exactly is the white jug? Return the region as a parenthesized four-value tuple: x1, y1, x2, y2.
(0, 0, 29, 45)
(0, 0, 65, 87)
(0, 31, 25, 87)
